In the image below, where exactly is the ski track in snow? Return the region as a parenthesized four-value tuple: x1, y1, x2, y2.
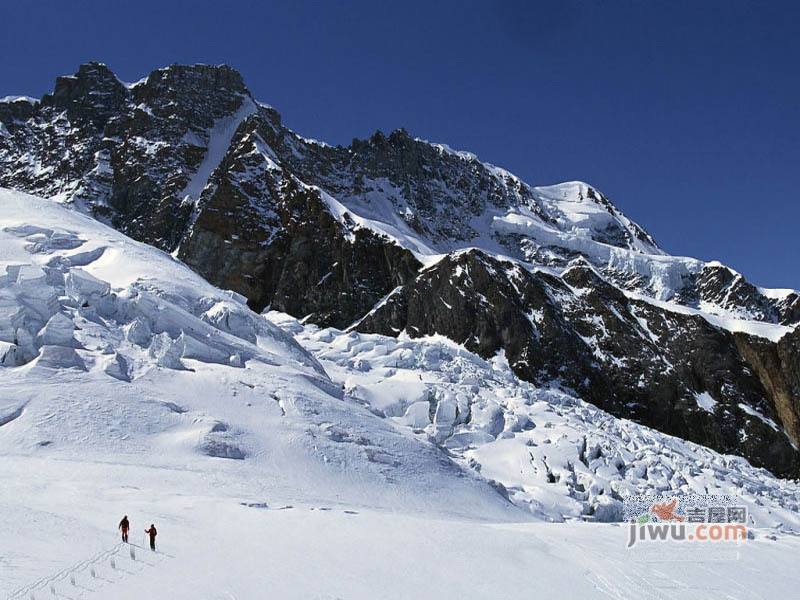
(3, 458, 798, 600)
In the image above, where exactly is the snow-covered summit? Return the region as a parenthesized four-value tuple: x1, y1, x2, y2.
(532, 181, 662, 254)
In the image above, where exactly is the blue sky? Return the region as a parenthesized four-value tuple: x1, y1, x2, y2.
(2, 0, 798, 288)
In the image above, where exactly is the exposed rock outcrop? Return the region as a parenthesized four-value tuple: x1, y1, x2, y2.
(357, 251, 800, 477)
(2, 62, 799, 478)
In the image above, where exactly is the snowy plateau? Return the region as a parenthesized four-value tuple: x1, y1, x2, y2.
(1, 62, 799, 600)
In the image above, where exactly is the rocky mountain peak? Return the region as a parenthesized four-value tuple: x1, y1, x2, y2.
(351, 127, 414, 155)
(130, 63, 251, 127)
(0, 96, 37, 123)
(136, 63, 249, 98)
(2, 61, 800, 479)
(41, 62, 128, 127)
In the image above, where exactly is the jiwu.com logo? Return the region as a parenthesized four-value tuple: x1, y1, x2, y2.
(624, 494, 748, 548)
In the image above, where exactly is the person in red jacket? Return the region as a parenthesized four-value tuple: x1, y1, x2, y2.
(145, 524, 157, 551)
(118, 515, 130, 543)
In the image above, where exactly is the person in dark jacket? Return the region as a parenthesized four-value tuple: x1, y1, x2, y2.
(118, 515, 130, 543)
(145, 524, 157, 551)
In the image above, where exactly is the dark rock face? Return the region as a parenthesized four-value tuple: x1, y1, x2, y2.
(357, 251, 800, 477)
(2, 62, 800, 477)
(0, 63, 122, 201)
(355, 251, 599, 391)
(178, 118, 421, 327)
(0, 62, 252, 249)
(272, 128, 550, 246)
(267, 128, 662, 253)
(0, 97, 37, 123)
(777, 295, 800, 325)
(735, 329, 800, 450)
(0, 63, 424, 327)
(102, 65, 250, 248)
(682, 264, 800, 324)
(182, 172, 420, 327)
(41, 63, 129, 128)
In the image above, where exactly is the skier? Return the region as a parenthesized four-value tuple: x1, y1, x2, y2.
(118, 515, 130, 543)
(144, 524, 158, 551)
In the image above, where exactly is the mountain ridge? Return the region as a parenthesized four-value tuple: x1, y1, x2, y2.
(1, 186, 798, 534)
(1, 62, 799, 477)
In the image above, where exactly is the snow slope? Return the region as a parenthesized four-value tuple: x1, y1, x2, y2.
(267, 312, 800, 529)
(0, 187, 519, 517)
(179, 96, 258, 241)
(0, 187, 527, 595)
(301, 145, 797, 335)
(2, 187, 799, 599)
(4, 456, 800, 600)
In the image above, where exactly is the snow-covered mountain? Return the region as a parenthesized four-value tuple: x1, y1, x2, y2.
(0, 188, 516, 518)
(4, 62, 797, 480)
(2, 54, 800, 593)
(1, 187, 799, 598)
